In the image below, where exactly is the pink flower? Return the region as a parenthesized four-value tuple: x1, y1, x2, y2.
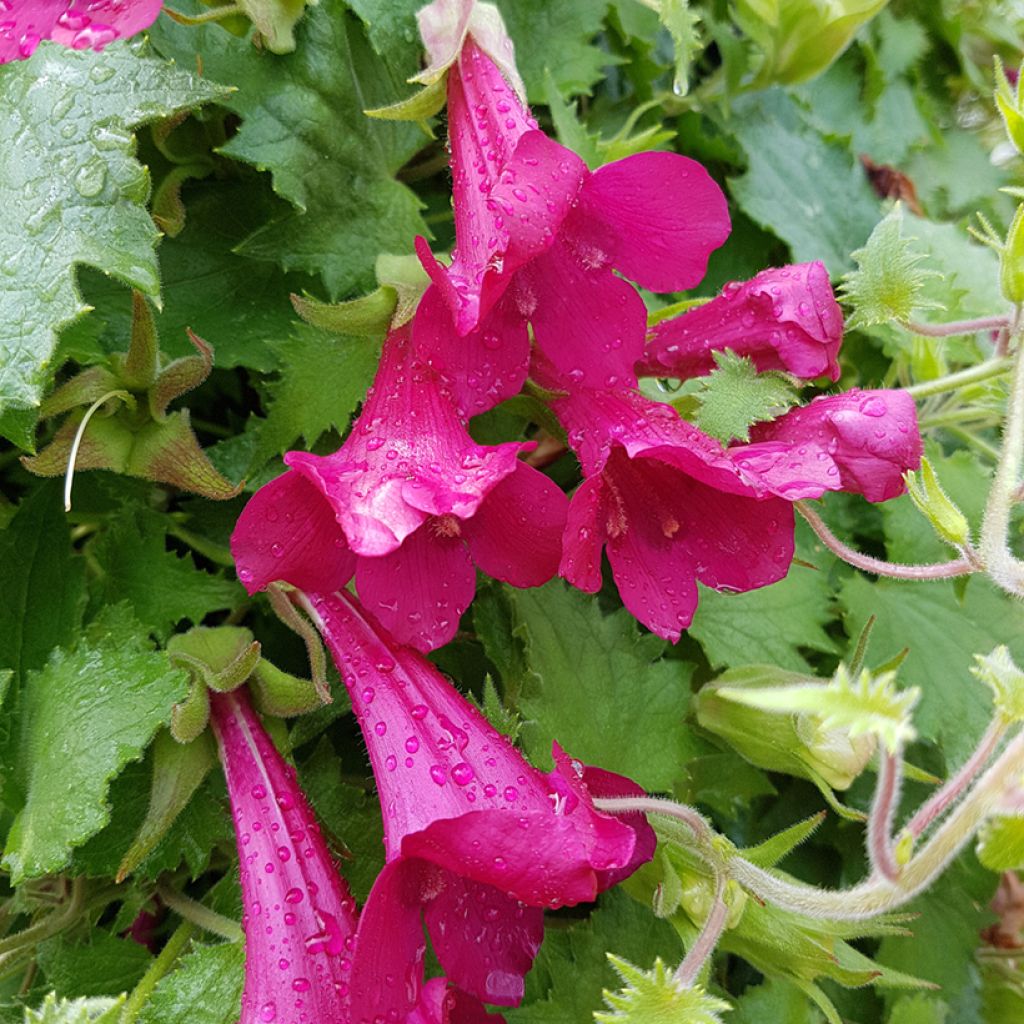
(549, 381, 795, 642)
(231, 323, 567, 652)
(210, 688, 506, 1024)
(730, 389, 923, 502)
(640, 262, 844, 382)
(300, 589, 655, 1013)
(413, 8, 730, 392)
(0, 1, 163, 62)
(209, 688, 359, 1024)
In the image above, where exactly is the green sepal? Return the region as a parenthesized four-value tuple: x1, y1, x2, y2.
(740, 813, 826, 867)
(149, 330, 214, 420)
(364, 75, 447, 127)
(249, 659, 326, 717)
(651, 847, 685, 918)
(595, 956, 731, 1024)
(152, 163, 213, 238)
(265, 585, 331, 703)
(291, 287, 398, 337)
(170, 672, 211, 744)
(117, 727, 216, 881)
(972, 646, 1024, 722)
(994, 57, 1024, 153)
(376, 253, 434, 328)
(238, 0, 312, 54)
(167, 626, 262, 692)
(21, 406, 136, 477)
(1001, 204, 1024, 304)
(112, 292, 160, 390)
(38, 365, 122, 420)
(904, 457, 971, 549)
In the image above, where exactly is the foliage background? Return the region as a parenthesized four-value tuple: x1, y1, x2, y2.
(2, 0, 1024, 1021)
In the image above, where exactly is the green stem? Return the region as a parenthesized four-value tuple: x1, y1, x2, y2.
(156, 883, 242, 943)
(980, 324, 1024, 597)
(163, 4, 243, 25)
(904, 358, 1013, 398)
(120, 922, 195, 1024)
(904, 315, 1010, 337)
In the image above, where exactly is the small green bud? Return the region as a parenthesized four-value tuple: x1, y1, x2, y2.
(1002, 204, 1024, 303)
(994, 57, 1024, 154)
(972, 646, 1024, 723)
(904, 457, 971, 549)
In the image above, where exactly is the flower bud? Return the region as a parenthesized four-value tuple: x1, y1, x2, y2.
(904, 457, 971, 549)
(1002, 204, 1024, 304)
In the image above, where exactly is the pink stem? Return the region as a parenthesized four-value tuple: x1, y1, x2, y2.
(868, 750, 903, 883)
(905, 718, 1007, 840)
(675, 874, 728, 987)
(796, 502, 976, 580)
(905, 316, 1010, 337)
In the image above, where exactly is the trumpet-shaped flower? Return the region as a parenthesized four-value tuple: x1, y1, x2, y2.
(730, 389, 922, 502)
(300, 589, 655, 1013)
(209, 688, 359, 1024)
(548, 380, 794, 642)
(231, 323, 567, 651)
(0, 1, 163, 62)
(413, 2, 730, 392)
(640, 262, 844, 382)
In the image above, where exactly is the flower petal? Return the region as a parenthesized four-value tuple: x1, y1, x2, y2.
(412, 286, 531, 420)
(642, 262, 843, 381)
(407, 978, 508, 1024)
(355, 527, 477, 652)
(230, 469, 355, 595)
(573, 151, 731, 292)
(559, 477, 608, 594)
(521, 238, 648, 390)
(463, 463, 567, 587)
(424, 871, 544, 1006)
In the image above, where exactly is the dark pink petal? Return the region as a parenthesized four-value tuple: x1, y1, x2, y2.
(572, 151, 731, 292)
(738, 389, 922, 502)
(355, 526, 476, 653)
(641, 262, 843, 381)
(520, 239, 648, 391)
(230, 470, 355, 595)
(348, 859, 428, 1024)
(423, 871, 544, 1006)
(305, 590, 645, 906)
(209, 690, 358, 1024)
(1, 0, 163, 62)
(462, 463, 567, 587)
(285, 325, 526, 557)
(412, 286, 530, 420)
(488, 130, 587, 272)
(406, 978, 507, 1024)
(559, 477, 608, 594)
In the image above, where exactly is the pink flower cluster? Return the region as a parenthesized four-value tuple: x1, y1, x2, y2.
(220, 0, 925, 1018)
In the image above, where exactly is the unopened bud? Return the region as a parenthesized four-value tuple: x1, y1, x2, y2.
(904, 457, 971, 549)
(995, 57, 1024, 154)
(1002, 204, 1024, 304)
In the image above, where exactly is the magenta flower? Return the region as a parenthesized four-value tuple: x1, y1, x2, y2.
(730, 389, 923, 502)
(405, 980, 505, 1024)
(300, 589, 655, 1013)
(231, 322, 567, 652)
(412, 4, 730, 392)
(640, 262, 844, 382)
(0, 0, 163, 62)
(548, 381, 794, 642)
(209, 688, 359, 1024)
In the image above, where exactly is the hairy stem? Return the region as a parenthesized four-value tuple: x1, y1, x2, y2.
(904, 316, 1009, 337)
(675, 873, 729, 987)
(120, 921, 195, 1024)
(796, 502, 977, 580)
(592, 796, 714, 849)
(904, 358, 1013, 398)
(980, 319, 1024, 597)
(156, 883, 243, 943)
(866, 750, 902, 882)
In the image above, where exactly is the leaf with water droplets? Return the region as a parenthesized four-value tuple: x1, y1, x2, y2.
(138, 943, 244, 1024)
(0, 41, 228, 446)
(1, 604, 187, 884)
(695, 351, 798, 444)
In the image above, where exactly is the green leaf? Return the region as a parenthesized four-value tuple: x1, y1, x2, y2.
(150, 2, 427, 299)
(506, 582, 697, 791)
(841, 205, 942, 329)
(2, 605, 187, 884)
(137, 943, 244, 1024)
(89, 509, 242, 638)
(728, 90, 880, 276)
(496, 0, 610, 102)
(36, 933, 152, 999)
(689, 565, 837, 673)
(694, 351, 798, 444)
(717, 665, 919, 753)
(976, 815, 1024, 872)
(731, 978, 824, 1024)
(886, 995, 950, 1024)
(245, 323, 381, 468)
(595, 956, 731, 1024)
(0, 41, 228, 442)
(839, 576, 1024, 765)
(24, 995, 123, 1024)
(661, 0, 703, 97)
